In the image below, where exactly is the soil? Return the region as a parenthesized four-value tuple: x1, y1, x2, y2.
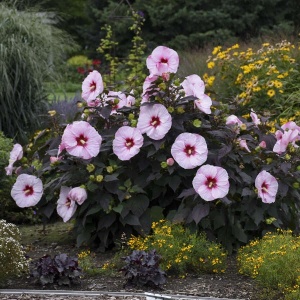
(2, 242, 268, 300)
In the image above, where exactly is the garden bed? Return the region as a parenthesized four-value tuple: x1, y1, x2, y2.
(0, 222, 265, 300)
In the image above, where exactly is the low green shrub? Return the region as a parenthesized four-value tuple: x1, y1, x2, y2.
(127, 220, 227, 276)
(237, 230, 300, 299)
(0, 220, 28, 284)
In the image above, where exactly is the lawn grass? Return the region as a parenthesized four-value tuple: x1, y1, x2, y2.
(19, 221, 75, 246)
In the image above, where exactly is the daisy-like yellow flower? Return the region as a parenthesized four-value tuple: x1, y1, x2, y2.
(207, 61, 215, 69)
(267, 89, 275, 97)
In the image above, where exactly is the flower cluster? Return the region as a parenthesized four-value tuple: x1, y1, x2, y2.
(6, 45, 300, 251)
(127, 220, 227, 275)
(205, 41, 300, 118)
(238, 229, 300, 298)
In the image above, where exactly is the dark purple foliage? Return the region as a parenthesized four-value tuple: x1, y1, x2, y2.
(30, 253, 82, 286)
(120, 249, 167, 288)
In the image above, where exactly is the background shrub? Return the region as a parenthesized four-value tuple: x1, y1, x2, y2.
(0, 220, 28, 285)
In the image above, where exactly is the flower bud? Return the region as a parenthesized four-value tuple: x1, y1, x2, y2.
(240, 124, 247, 131)
(166, 158, 174, 166)
(161, 161, 168, 168)
(193, 119, 202, 128)
(161, 72, 170, 81)
(106, 166, 114, 173)
(266, 158, 273, 164)
(96, 175, 104, 182)
(293, 182, 300, 189)
(259, 141, 266, 148)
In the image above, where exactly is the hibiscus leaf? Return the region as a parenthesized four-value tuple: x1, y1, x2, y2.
(191, 203, 210, 224)
(122, 213, 141, 226)
(126, 195, 149, 217)
(168, 175, 181, 192)
(178, 188, 196, 199)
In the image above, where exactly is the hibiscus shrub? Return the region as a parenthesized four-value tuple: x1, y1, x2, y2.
(7, 45, 300, 252)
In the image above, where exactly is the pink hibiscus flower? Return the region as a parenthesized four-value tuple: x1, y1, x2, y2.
(171, 133, 208, 169)
(255, 170, 278, 203)
(56, 186, 77, 222)
(273, 128, 300, 154)
(181, 74, 212, 114)
(11, 174, 43, 208)
(59, 121, 102, 159)
(126, 90, 136, 107)
(141, 75, 159, 103)
(226, 115, 243, 126)
(5, 143, 23, 175)
(106, 91, 128, 114)
(68, 187, 88, 205)
(250, 110, 261, 126)
(238, 139, 251, 152)
(82, 70, 104, 102)
(137, 104, 172, 140)
(146, 46, 179, 76)
(113, 126, 144, 161)
(192, 165, 230, 201)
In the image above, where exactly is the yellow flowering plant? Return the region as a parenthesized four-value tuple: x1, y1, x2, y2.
(127, 220, 227, 276)
(205, 40, 300, 119)
(238, 230, 300, 299)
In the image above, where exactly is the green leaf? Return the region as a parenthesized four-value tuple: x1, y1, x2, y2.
(113, 203, 123, 214)
(150, 206, 164, 222)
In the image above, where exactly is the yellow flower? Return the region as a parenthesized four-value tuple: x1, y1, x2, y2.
(267, 89, 275, 97)
(212, 46, 222, 55)
(48, 110, 56, 117)
(207, 61, 215, 69)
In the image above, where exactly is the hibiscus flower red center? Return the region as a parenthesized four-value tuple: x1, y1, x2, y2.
(261, 182, 269, 193)
(205, 177, 217, 189)
(161, 58, 168, 64)
(90, 81, 96, 91)
(150, 116, 161, 128)
(65, 198, 72, 208)
(23, 185, 34, 196)
(76, 134, 88, 146)
(125, 138, 135, 149)
(184, 144, 196, 156)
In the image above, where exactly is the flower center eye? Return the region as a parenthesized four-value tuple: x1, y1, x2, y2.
(65, 198, 72, 208)
(23, 185, 34, 196)
(150, 116, 161, 128)
(205, 177, 217, 189)
(125, 138, 135, 149)
(90, 81, 96, 91)
(76, 134, 88, 146)
(184, 145, 195, 156)
(161, 58, 168, 64)
(261, 182, 269, 193)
